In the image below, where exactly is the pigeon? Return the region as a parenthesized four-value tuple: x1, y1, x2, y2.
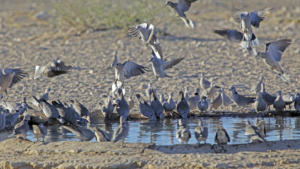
(215, 124, 230, 145)
(194, 119, 208, 144)
(0, 68, 27, 96)
(200, 73, 211, 91)
(176, 91, 190, 119)
(294, 93, 300, 112)
(14, 114, 30, 139)
(150, 50, 184, 78)
(260, 82, 276, 110)
(112, 51, 149, 81)
(188, 88, 200, 110)
(211, 88, 233, 110)
(99, 96, 114, 119)
(151, 90, 164, 120)
(273, 91, 286, 112)
(32, 123, 47, 142)
(229, 86, 255, 107)
(166, 0, 198, 28)
(256, 39, 292, 81)
(128, 23, 163, 59)
(254, 92, 268, 113)
(198, 96, 209, 112)
(136, 94, 156, 120)
(163, 92, 177, 112)
(251, 76, 264, 93)
(115, 89, 130, 120)
(34, 59, 77, 79)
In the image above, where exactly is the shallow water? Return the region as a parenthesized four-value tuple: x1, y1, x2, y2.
(6, 116, 300, 145)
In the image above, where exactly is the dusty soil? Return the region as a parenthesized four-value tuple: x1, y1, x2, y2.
(1, 138, 300, 168)
(1, 0, 300, 168)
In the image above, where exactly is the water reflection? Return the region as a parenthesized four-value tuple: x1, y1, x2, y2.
(2, 116, 300, 145)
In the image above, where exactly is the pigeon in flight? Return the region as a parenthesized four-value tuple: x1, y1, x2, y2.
(166, 0, 198, 28)
(128, 23, 164, 59)
(0, 68, 27, 95)
(256, 39, 292, 81)
(111, 51, 149, 81)
(150, 50, 184, 78)
(34, 59, 78, 79)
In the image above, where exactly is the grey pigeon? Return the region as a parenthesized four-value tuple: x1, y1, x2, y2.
(166, 0, 198, 28)
(254, 92, 268, 113)
(112, 52, 149, 81)
(111, 79, 125, 97)
(115, 89, 130, 120)
(215, 124, 230, 145)
(294, 93, 300, 112)
(99, 96, 114, 119)
(188, 88, 200, 110)
(176, 91, 190, 119)
(136, 94, 156, 120)
(52, 100, 81, 125)
(0, 111, 6, 131)
(0, 68, 27, 96)
(111, 116, 129, 145)
(163, 92, 177, 112)
(200, 73, 211, 91)
(70, 99, 89, 117)
(150, 50, 184, 78)
(256, 39, 292, 81)
(282, 94, 295, 110)
(251, 76, 264, 93)
(198, 96, 209, 112)
(14, 114, 30, 139)
(32, 123, 47, 142)
(211, 88, 233, 110)
(37, 98, 60, 119)
(206, 82, 221, 99)
(176, 119, 191, 144)
(128, 23, 163, 59)
(233, 9, 271, 30)
(146, 83, 154, 102)
(273, 91, 286, 112)
(229, 86, 255, 107)
(194, 119, 208, 144)
(151, 90, 164, 120)
(34, 58, 77, 79)
(260, 82, 276, 110)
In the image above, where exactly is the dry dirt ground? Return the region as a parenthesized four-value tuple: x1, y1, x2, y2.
(1, 0, 300, 168)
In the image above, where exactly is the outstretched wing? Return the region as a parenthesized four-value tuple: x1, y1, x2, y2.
(250, 8, 272, 27)
(214, 29, 243, 42)
(123, 61, 149, 79)
(128, 23, 153, 43)
(163, 57, 184, 70)
(266, 39, 291, 62)
(4, 68, 28, 87)
(179, 0, 196, 12)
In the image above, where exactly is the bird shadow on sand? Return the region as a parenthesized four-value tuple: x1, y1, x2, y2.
(148, 139, 300, 154)
(160, 34, 222, 42)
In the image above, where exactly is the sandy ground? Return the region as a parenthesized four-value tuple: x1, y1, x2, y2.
(1, 138, 300, 168)
(1, 0, 300, 168)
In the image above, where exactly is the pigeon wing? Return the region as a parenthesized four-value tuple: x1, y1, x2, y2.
(122, 61, 149, 79)
(266, 39, 291, 62)
(4, 68, 28, 87)
(163, 57, 184, 70)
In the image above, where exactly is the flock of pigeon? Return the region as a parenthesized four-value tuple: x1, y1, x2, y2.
(0, 0, 298, 145)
